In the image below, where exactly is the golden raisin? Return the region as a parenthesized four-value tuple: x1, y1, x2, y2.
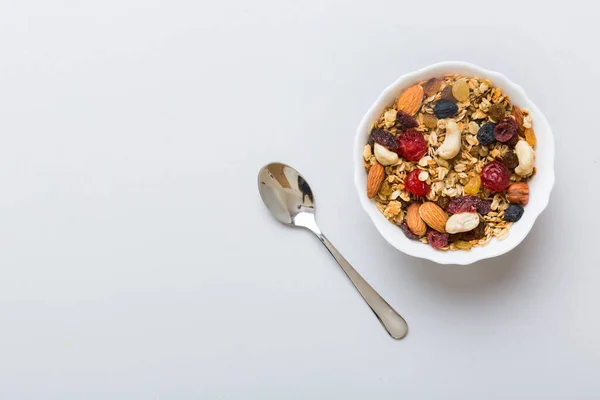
(452, 79, 469, 102)
(454, 240, 473, 250)
(489, 103, 506, 122)
(423, 113, 438, 129)
(464, 174, 481, 195)
(525, 128, 537, 147)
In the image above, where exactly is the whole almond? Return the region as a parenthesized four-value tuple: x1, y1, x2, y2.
(506, 182, 529, 205)
(512, 105, 525, 134)
(366, 162, 385, 199)
(396, 84, 424, 116)
(419, 202, 448, 233)
(406, 203, 427, 236)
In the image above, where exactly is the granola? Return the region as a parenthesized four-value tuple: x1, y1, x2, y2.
(364, 75, 537, 251)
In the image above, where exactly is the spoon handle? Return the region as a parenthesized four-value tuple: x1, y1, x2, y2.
(315, 233, 408, 340)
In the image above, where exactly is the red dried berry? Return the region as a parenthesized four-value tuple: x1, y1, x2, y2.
(447, 196, 479, 214)
(481, 160, 511, 192)
(396, 110, 419, 130)
(371, 129, 398, 151)
(427, 229, 449, 249)
(404, 169, 430, 197)
(493, 117, 518, 143)
(400, 220, 420, 240)
(397, 129, 427, 161)
(506, 132, 519, 147)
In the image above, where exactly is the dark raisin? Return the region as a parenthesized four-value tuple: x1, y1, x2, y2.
(506, 132, 519, 147)
(459, 223, 486, 241)
(504, 205, 524, 222)
(400, 220, 420, 240)
(440, 86, 456, 102)
(477, 122, 496, 146)
(476, 199, 492, 215)
(395, 110, 419, 130)
(502, 151, 519, 170)
(433, 101, 459, 119)
(437, 196, 450, 210)
(371, 128, 398, 151)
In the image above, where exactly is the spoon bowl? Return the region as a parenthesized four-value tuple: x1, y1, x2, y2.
(258, 162, 409, 340)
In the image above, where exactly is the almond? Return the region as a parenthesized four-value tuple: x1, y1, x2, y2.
(396, 84, 424, 116)
(419, 202, 448, 233)
(512, 105, 524, 134)
(406, 203, 426, 236)
(506, 182, 529, 205)
(366, 162, 385, 199)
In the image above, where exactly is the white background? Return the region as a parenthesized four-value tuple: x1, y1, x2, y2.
(0, 0, 599, 398)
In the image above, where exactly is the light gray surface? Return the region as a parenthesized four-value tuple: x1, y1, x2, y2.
(0, 0, 598, 398)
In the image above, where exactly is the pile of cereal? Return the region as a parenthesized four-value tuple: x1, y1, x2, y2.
(364, 75, 536, 251)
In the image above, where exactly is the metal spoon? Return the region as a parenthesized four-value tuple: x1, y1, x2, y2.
(257, 162, 408, 340)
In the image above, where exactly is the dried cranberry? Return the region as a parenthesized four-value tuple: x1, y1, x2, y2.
(397, 129, 427, 161)
(427, 229, 449, 249)
(396, 110, 419, 130)
(476, 199, 492, 215)
(493, 117, 518, 143)
(502, 151, 519, 170)
(447, 196, 479, 214)
(404, 169, 430, 197)
(371, 129, 398, 151)
(481, 161, 511, 192)
(459, 223, 486, 241)
(400, 220, 420, 240)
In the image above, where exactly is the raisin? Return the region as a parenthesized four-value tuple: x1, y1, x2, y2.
(437, 195, 450, 210)
(476, 199, 492, 215)
(440, 86, 456, 102)
(397, 130, 427, 161)
(481, 160, 511, 192)
(503, 151, 520, 171)
(493, 119, 517, 143)
(504, 204, 524, 222)
(400, 220, 420, 240)
(371, 128, 398, 151)
(489, 103, 506, 122)
(422, 78, 442, 97)
(506, 132, 519, 147)
(453, 240, 473, 250)
(395, 110, 419, 130)
(459, 223, 485, 241)
(423, 113, 438, 129)
(452, 79, 469, 102)
(448, 196, 479, 214)
(404, 169, 430, 197)
(477, 122, 496, 146)
(427, 229, 449, 249)
(433, 101, 458, 119)
(464, 174, 481, 195)
(525, 128, 537, 147)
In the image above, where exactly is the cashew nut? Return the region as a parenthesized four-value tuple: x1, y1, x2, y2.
(514, 140, 535, 176)
(446, 212, 480, 234)
(437, 120, 461, 159)
(374, 143, 399, 166)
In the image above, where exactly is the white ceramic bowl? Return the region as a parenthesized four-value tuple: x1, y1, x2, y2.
(354, 61, 555, 265)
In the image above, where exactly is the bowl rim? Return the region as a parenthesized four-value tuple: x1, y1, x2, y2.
(353, 61, 555, 265)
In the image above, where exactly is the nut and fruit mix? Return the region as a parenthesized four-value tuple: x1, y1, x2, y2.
(364, 75, 536, 251)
